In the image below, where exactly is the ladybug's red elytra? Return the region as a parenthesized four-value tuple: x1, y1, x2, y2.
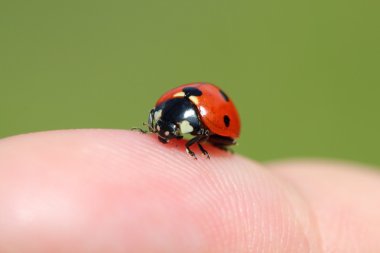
(140, 82, 241, 159)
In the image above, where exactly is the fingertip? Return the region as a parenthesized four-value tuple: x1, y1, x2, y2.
(0, 130, 319, 252)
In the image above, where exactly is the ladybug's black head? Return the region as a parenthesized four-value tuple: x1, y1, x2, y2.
(156, 120, 180, 143)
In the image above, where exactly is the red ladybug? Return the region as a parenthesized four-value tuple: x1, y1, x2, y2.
(144, 82, 240, 159)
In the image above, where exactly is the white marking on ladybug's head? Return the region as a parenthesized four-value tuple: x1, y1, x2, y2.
(189, 96, 199, 105)
(173, 92, 185, 97)
(154, 109, 162, 121)
(164, 131, 169, 136)
(179, 120, 193, 134)
(156, 125, 160, 131)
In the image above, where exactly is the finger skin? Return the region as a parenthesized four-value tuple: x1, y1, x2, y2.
(269, 160, 380, 253)
(0, 130, 320, 253)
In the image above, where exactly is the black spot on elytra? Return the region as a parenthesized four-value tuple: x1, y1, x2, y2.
(219, 89, 229, 101)
(183, 87, 202, 97)
(223, 115, 230, 127)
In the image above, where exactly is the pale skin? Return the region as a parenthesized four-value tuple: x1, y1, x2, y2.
(0, 130, 379, 252)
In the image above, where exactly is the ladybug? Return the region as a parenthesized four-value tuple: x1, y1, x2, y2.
(140, 82, 240, 159)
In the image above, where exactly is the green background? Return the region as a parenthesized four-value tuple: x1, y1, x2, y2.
(1, 0, 379, 166)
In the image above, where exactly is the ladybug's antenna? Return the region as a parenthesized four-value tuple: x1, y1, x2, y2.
(131, 126, 148, 134)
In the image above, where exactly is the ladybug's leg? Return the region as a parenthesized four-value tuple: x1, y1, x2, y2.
(186, 135, 209, 159)
(158, 136, 169, 144)
(185, 135, 203, 159)
(197, 143, 210, 159)
(185, 136, 201, 159)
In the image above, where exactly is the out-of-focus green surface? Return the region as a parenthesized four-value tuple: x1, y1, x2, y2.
(1, 0, 379, 165)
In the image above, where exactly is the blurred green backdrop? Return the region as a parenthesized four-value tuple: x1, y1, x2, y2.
(1, 0, 379, 165)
